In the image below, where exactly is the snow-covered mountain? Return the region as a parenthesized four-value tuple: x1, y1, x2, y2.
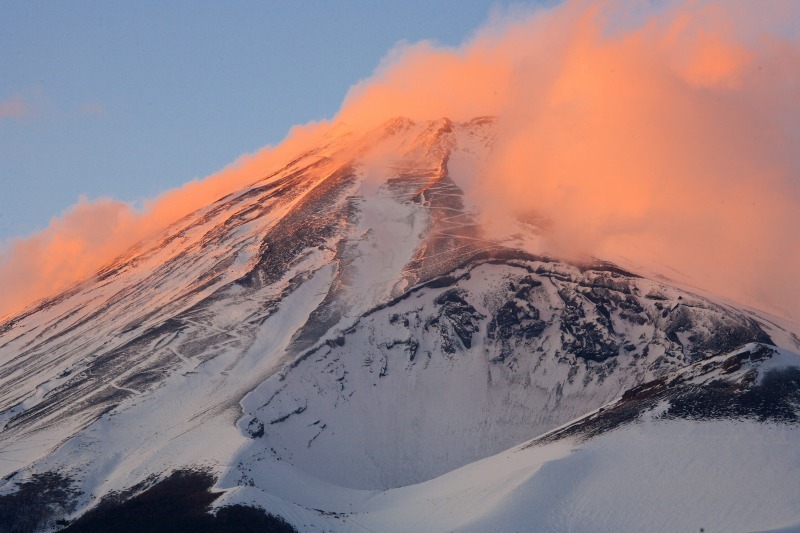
(1, 118, 799, 532)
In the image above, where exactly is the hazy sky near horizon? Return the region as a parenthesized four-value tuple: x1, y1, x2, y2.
(1, 0, 534, 242)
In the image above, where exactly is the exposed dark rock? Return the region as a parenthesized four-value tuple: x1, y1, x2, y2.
(663, 306, 773, 358)
(270, 405, 307, 425)
(384, 338, 419, 362)
(488, 301, 547, 345)
(388, 314, 410, 327)
(62, 469, 295, 532)
(665, 366, 800, 422)
(246, 418, 265, 438)
(326, 336, 346, 348)
(559, 294, 619, 362)
(533, 344, 800, 446)
(620, 311, 648, 326)
(432, 289, 484, 352)
(0, 472, 79, 533)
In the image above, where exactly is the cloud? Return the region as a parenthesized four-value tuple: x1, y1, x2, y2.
(0, 96, 27, 119)
(335, 0, 800, 318)
(2, 0, 799, 321)
(0, 121, 334, 320)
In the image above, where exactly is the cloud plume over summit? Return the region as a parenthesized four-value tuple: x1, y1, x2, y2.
(2, 0, 799, 319)
(338, 0, 800, 317)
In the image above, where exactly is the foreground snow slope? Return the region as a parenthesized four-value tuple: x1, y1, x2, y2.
(218, 343, 800, 532)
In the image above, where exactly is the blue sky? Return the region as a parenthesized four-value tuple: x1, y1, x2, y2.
(0, 1, 534, 242)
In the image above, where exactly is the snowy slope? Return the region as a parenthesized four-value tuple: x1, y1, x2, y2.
(216, 343, 800, 532)
(1, 117, 798, 531)
(236, 258, 778, 490)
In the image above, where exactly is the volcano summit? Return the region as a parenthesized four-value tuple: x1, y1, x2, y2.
(1, 117, 799, 532)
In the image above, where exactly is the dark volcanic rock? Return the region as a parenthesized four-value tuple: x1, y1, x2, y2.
(665, 366, 800, 423)
(0, 472, 79, 533)
(62, 470, 295, 533)
(430, 289, 484, 353)
(533, 344, 800, 446)
(557, 288, 619, 363)
(488, 300, 545, 341)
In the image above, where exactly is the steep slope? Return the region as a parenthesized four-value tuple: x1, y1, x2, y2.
(0, 117, 797, 531)
(236, 257, 774, 489)
(0, 118, 476, 471)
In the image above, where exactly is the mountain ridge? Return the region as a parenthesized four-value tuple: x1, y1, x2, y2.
(1, 117, 799, 532)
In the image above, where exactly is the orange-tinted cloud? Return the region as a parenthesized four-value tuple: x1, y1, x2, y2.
(335, 0, 800, 318)
(0, 121, 335, 319)
(2, 0, 799, 321)
(0, 96, 27, 119)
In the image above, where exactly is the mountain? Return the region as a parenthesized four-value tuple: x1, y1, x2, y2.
(1, 118, 799, 532)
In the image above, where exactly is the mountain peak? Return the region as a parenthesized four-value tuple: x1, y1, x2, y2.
(1, 115, 799, 532)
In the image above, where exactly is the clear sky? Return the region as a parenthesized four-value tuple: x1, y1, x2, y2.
(0, 0, 532, 242)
